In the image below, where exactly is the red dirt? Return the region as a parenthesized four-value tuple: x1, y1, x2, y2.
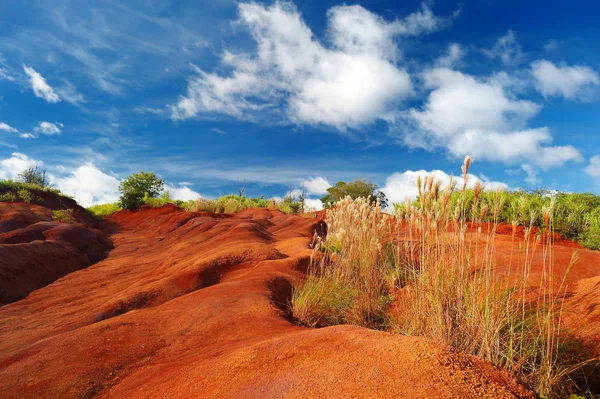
(0, 203, 546, 398)
(0, 202, 112, 304)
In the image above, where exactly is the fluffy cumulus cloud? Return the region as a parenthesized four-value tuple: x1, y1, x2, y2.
(0, 122, 18, 133)
(22, 65, 61, 103)
(304, 198, 324, 211)
(302, 176, 331, 195)
(34, 121, 62, 135)
(164, 184, 202, 201)
(483, 30, 524, 66)
(0, 152, 39, 180)
(170, 2, 448, 129)
(531, 60, 599, 101)
(585, 156, 600, 179)
(54, 163, 121, 207)
(381, 169, 508, 204)
(405, 68, 583, 168)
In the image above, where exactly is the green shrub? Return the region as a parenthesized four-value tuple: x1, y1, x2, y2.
(52, 209, 73, 223)
(0, 192, 17, 202)
(118, 171, 164, 210)
(17, 188, 34, 203)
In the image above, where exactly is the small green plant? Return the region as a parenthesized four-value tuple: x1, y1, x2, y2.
(16, 188, 34, 203)
(52, 209, 73, 223)
(0, 192, 17, 202)
(118, 171, 164, 210)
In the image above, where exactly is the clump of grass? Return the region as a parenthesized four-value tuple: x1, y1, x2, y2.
(52, 209, 74, 223)
(292, 196, 394, 328)
(87, 202, 122, 217)
(185, 194, 302, 214)
(293, 156, 596, 397)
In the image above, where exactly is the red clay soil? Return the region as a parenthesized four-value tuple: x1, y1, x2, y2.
(0, 203, 541, 398)
(0, 202, 112, 304)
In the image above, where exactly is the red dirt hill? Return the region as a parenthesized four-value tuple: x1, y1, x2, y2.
(0, 202, 597, 397)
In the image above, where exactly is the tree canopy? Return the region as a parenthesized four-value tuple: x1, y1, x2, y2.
(119, 171, 164, 209)
(320, 179, 388, 208)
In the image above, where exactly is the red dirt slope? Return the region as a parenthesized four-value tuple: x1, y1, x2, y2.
(0, 205, 535, 398)
(0, 202, 112, 304)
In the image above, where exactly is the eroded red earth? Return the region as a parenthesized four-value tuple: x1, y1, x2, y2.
(0, 202, 598, 398)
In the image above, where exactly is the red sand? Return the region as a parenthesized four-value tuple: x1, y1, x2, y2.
(0, 202, 597, 397)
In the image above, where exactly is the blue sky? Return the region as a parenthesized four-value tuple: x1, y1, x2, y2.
(0, 0, 599, 208)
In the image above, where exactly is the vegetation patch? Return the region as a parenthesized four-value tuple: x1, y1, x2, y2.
(292, 157, 598, 398)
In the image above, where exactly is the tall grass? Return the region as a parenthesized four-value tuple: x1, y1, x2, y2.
(395, 187, 600, 250)
(292, 156, 594, 397)
(293, 197, 394, 328)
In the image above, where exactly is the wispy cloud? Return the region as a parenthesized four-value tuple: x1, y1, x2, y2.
(0, 122, 18, 133)
(23, 65, 61, 103)
(483, 30, 524, 66)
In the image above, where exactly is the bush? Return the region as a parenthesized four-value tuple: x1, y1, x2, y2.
(321, 179, 388, 209)
(0, 192, 17, 202)
(17, 166, 49, 189)
(17, 188, 34, 203)
(118, 171, 164, 210)
(52, 209, 73, 223)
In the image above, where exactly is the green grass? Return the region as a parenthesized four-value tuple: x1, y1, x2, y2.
(0, 179, 71, 206)
(394, 189, 600, 250)
(186, 194, 302, 214)
(86, 193, 305, 218)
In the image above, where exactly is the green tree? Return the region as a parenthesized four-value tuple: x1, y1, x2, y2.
(18, 166, 49, 188)
(320, 179, 388, 208)
(119, 171, 164, 209)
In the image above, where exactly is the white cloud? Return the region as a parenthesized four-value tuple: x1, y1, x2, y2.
(19, 133, 36, 139)
(170, 2, 448, 129)
(0, 153, 40, 180)
(34, 121, 62, 135)
(531, 60, 599, 101)
(483, 30, 524, 66)
(521, 164, 541, 185)
(585, 156, 600, 178)
(54, 163, 120, 207)
(304, 198, 324, 211)
(302, 176, 331, 195)
(405, 67, 582, 168)
(0, 122, 18, 133)
(22, 65, 61, 103)
(381, 169, 508, 204)
(436, 43, 464, 67)
(164, 184, 202, 201)
(0, 68, 15, 81)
